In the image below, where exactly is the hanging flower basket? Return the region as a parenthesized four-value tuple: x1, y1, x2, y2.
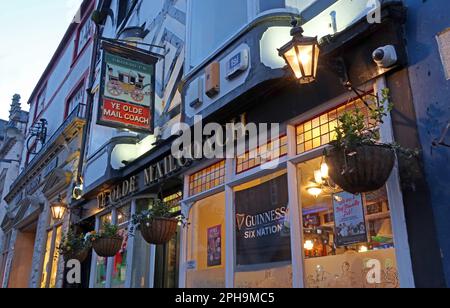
(63, 248, 90, 263)
(92, 236, 123, 258)
(325, 144, 395, 194)
(140, 217, 178, 245)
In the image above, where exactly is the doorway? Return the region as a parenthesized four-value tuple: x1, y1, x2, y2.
(8, 222, 37, 288)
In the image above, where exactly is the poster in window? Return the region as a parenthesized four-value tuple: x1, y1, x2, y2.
(235, 174, 291, 267)
(97, 41, 157, 133)
(207, 225, 222, 267)
(333, 191, 368, 247)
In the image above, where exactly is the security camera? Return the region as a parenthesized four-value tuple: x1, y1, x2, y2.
(372, 45, 398, 68)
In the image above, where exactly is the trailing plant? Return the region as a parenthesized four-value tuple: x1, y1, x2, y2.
(132, 199, 186, 231)
(324, 88, 421, 193)
(58, 229, 90, 257)
(329, 88, 419, 157)
(86, 223, 121, 243)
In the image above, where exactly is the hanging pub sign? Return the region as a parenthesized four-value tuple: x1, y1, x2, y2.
(332, 191, 368, 247)
(97, 41, 157, 133)
(235, 174, 291, 267)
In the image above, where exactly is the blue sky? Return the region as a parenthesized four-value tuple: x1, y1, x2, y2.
(0, 0, 83, 121)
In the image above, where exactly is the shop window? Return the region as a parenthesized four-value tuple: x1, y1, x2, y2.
(189, 161, 225, 196)
(131, 200, 152, 288)
(131, 198, 181, 288)
(40, 225, 63, 288)
(95, 213, 113, 288)
(154, 230, 181, 288)
(112, 205, 131, 288)
(233, 170, 292, 288)
(94, 206, 130, 289)
(296, 95, 375, 155)
(297, 157, 399, 288)
(236, 135, 288, 174)
(163, 192, 183, 214)
(186, 192, 226, 288)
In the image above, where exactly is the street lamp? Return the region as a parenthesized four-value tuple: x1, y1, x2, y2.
(50, 195, 68, 221)
(278, 19, 320, 84)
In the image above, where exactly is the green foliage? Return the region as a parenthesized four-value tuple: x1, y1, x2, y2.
(132, 199, 185, 230)
(332, 88, 393, 149)
(58, 229, 90, 256)
(86, 223, 121, 242)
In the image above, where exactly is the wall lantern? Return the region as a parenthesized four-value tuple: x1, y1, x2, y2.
(50, 195, 68, 221)
(278, 19, 320, 84)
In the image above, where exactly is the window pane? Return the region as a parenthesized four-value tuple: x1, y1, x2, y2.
(186, 192, 226, 288)
(130, 199, 155, 288)
(189, 0, 248, 68)
(111, 229, 128, 288)
(95, 213, 112, 288)
(95, 256, 108, 288)
(40, 230, 53, 288)
(233, 170, 292, 288)
(49, 226, 62, 288)
(131, 231, 151, 288)
(298, 157, 399, 288)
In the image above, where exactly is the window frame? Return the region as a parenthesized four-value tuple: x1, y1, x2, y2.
(72, 0, 95, 65)
(39, 217, 64, 289)
(89, 203, 136, 289)
(0, 232, 12, 288)
(64, 78, 86, 119)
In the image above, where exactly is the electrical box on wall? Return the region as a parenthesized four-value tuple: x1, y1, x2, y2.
(226, 49, 249, 80)
(205, 62, 220, 97)
(189, 76, 204, 109)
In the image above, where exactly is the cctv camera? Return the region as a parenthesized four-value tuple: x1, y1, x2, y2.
(372, 45, 398, 68)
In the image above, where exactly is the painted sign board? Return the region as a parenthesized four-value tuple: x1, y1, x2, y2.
(97, 41, 157, 133)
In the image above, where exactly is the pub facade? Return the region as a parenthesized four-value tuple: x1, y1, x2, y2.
(71, 0, 447, 288)
(2, 0, 449, 289)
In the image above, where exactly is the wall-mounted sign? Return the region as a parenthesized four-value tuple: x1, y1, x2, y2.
(332, 191, 368, 247)
(235, 174, 291, 267)
(97, 175, 139, 208)
(96, 154, 192, 208)
(226, 49, 249, 80)
(97, 41, 157, 133)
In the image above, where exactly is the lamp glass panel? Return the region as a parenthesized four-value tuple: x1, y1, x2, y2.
(313, 44, 320, 78)
(51, 205, 66, 220)
(284, 46, 302, 79)
(297, 44, 314, 77)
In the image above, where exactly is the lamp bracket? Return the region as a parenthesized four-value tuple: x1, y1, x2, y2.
(327, 57, 351, 89)
(100, 37, 165, 59)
